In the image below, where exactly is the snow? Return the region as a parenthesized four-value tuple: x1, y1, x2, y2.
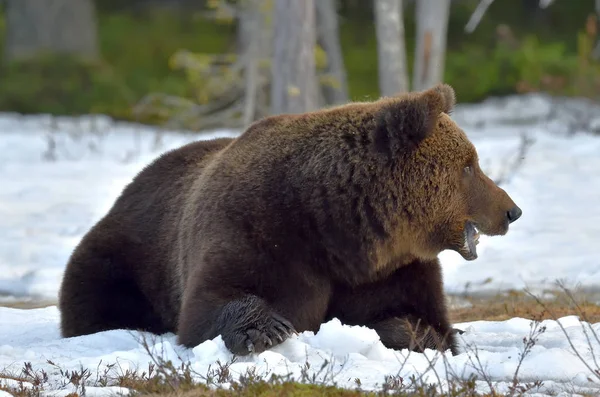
(1, 307, 600, 395)
(1, 93, 600, 394)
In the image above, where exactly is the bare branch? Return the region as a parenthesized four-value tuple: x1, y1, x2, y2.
(467, 0, 556, 34)
(539, 0, 555, 8)
(494, 131, 534, 186)
(464, 0, 494, 34)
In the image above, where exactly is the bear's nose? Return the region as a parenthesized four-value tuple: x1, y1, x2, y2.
(507, 206, 522, 223)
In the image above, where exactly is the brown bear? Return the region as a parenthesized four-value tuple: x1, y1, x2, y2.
(58, 83, 522, 357)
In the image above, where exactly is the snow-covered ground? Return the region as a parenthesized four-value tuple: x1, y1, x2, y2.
(2, 306, 600, 395)
(1, 93, 600, 394)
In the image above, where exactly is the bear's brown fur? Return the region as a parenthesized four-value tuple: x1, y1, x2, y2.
(58, 84, 522, 356)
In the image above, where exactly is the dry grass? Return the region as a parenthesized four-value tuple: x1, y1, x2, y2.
(136, 382, 375, 397)
(449, 288, 600, 323)
(9, 289, 600, 321)
(0, 299, 56, 310)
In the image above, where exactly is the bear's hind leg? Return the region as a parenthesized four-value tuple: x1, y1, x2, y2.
(59, 247, 168, 338)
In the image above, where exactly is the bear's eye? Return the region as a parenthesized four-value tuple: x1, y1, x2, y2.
(463, 165, 473, 176)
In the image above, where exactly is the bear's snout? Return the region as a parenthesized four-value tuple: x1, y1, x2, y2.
(506, 205, 522, 224)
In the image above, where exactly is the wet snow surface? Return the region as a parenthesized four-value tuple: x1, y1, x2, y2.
(1, 94, 600, 394)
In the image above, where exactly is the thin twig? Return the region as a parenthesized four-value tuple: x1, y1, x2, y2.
(556, 281, 600, 374)
(507, 320, 546, 397)
(464, 342, 497, 394)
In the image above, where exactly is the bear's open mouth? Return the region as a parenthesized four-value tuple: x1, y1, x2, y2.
(460, 221, 480, 260)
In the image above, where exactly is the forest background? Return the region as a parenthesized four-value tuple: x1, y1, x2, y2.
(1, 0, 599, 131)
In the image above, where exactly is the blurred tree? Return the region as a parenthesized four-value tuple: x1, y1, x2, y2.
(316, 0, 349, 105)
(412, 0, 451, 91)
(237, 0, 273, 127)
(271, 0, 318, 114)
(4, 0, 99, 62)
(374, 0, 409, 95)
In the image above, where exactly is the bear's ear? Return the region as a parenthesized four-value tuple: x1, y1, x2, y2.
(373, 83, 456, 155)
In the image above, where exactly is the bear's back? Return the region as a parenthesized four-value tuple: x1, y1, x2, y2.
(99, 137, 235, 300)
(109, 137, 234, 233)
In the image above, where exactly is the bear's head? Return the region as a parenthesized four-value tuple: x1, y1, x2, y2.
(372, 84, 522, 261)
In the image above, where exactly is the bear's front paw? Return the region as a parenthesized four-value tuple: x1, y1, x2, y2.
(224, 312, 297, 355)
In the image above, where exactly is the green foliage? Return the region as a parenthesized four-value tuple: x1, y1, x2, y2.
(446, 13, 600, 103)
(445, 36, 578, 102)
(0, 9, 236, 122)
(338, 22, 380, 101)
(98, 9, 235, 99)
(168, 50, 240, 104)
(0, 54, 135, 118)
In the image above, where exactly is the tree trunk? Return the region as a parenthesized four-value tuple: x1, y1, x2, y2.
(316, 0, 349, 106)
(238, 0, 272, 127)
(374, 0, 409, 96)
(238, 0, 275, 125)
(270, 0, 318, 115)
(236, 0, 255, 55)
(412, 0, 451, 91)
(4, 0, 99, 62)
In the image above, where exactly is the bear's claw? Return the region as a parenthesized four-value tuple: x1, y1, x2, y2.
(271, 312, 297, 335)
(239, 313, 296, 354)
